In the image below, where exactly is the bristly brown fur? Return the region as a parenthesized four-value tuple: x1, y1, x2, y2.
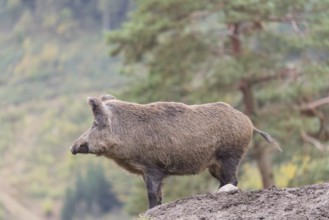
(100, 100, 253, 175)
(70, 94, 277, 209)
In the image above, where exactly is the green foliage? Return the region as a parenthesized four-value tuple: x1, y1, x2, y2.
(61, 163, 121, 220)
(124, 179, 148, 215)
(109, 0, 329, 102)
(61, 188, 75, 220)
(137, 216, 150, 220)
(238, 163, 262, 190)
(42, 197, 54, 217)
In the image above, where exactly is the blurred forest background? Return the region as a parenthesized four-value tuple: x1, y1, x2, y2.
(1, 0, 329, 219)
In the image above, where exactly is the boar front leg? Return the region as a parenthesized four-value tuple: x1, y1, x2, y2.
(143, 170, 164, 209)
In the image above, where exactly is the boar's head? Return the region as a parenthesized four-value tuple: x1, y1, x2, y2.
(70, 96, 112, 155)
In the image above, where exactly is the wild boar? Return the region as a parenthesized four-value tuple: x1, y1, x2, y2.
(69, 94, 279, 209)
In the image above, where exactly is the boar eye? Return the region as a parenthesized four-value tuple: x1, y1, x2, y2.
(93, 121, 99, 127)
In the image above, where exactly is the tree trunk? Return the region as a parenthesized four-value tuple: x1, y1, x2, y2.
(230, 23, 241, 57)
(239, 79, 275, 188)
(254, 142, 275, 187)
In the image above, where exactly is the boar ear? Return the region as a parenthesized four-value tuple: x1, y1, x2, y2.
(87, 97, 107, 125)
(100, 94, 116, 101)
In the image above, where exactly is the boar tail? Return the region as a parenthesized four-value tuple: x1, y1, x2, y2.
(253, 127, 282, 152)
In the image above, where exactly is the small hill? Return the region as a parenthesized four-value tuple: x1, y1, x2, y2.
(144, 183, 329, 220)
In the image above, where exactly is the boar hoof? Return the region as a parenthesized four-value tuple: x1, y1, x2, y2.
(218, 184, 239, 193)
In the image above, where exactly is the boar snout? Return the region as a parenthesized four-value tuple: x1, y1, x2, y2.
(70, 143, 90, 155)
(70, 144, 78, 155)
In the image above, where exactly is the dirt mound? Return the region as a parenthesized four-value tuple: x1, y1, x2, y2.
(144, 183, 329, 220)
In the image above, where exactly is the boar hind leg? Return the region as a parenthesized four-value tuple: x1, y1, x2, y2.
(143, 170, 164, 209)
(208, 152, 241, 188)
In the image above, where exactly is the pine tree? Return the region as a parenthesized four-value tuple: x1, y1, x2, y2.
(61, 163, 121, 220)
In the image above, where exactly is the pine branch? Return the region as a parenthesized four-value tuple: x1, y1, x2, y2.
(266, 15, 302, 23)
(299, 96, 329, 112)
(298, 96, 329, 141)
(301, 131, 328, 152)
(238, 67, 299, 87)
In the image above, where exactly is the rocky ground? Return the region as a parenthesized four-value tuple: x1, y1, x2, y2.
(143, 183, 329, 220)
